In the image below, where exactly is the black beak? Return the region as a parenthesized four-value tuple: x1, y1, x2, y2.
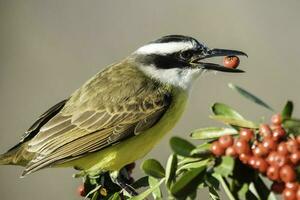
(193, 48, 248, 73)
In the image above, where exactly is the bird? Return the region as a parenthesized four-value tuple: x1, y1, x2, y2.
(0, 35, 246, 193)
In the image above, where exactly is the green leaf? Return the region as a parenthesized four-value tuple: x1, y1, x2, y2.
(130, 178, 165, 200)
(282, 101, 293, 119)
(267, 192, 277, 200)
(210, 115, 258, 129)
(190, 127, 238, 140)
(214, 156, 235, 177)
(205, 174, 220, 190)
(91, 191, 99, 200)
(141, 159, 165, 179)
(178, 157, 202, 166)
(248, 183, 261, 200)
(149, 176, 162, 200)
(212, 103, 244, 119)
(177, 159, 211, 172)
(170, 166, 206, 198)
(165, 154, 177, 188)
(209, 186, 220, 200)
(214, 174, 236, 200)
(190, 143, 212, 156)
(131, 176, 149, 189)
(170, 137, 196, 157)
(228, 83, 273, 111)
(253, 176, 272, 200)
(283, 118, 300, 128)
(108, 193, 121, 200)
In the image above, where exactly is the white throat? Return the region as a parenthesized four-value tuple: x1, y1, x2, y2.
(139, 65, 203, 90)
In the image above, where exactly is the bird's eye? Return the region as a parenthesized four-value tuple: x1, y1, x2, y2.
(179, 50, 193, 60)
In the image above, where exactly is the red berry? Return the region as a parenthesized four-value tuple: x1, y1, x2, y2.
(239, 153, 250, 164)
(274, 153, 289, 167)
(255, 157, 269, 173)
(239, 129, 254, 142)
(290, 152, 300, 165)
(248, 156, 257, 168)
(296, 136, 300, 144)
(280, 165, 296, 183)
(271, 114, 282, 125)
(211, 141, 225, 157)
(287, 139, 299, 153)
(271, 182, 285, 194)
(218, 135, 234, 149)
(273, 127, 286, 141)
(234, 139, 251, 155)
(77, 185, 85, 197)
(283, 188, 297, 200)
(267, 165, 280, 181)
(296, 188, 300, 200)
(278, 142, 289, 156)
(225, 146, 237, 157)
(286, 182, 299, 191)
(267, 151, 278, 165)
(259, 124, 272, 138)
(262, 138, 277, 151)
(223, 56, 240, 69)
(252, 143, 268, 157)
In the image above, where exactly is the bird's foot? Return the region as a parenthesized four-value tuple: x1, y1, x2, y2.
(110, 169, 138, 197)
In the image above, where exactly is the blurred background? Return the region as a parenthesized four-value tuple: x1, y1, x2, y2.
(1, 0, 300, 199)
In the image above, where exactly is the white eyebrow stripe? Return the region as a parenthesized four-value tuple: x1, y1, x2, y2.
(135, 42, 195, 55)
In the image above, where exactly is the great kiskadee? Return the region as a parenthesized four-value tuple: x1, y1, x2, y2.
(0, 35, 246, 184)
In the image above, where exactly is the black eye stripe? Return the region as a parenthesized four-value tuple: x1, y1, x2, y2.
(138, 54, 190, 69)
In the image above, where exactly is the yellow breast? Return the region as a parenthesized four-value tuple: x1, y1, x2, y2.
(60, 87, 188, 174)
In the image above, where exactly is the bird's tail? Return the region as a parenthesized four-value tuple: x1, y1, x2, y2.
(0, 151, 13, 165)
(0, 145, 28, 166)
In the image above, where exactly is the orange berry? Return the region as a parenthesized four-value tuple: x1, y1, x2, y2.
(290, 152, 300, 165)
(286, 182, 299, 191)
(239, 153, 250, 164)
(218, 135, 234, 149)
(252, 143, 268, 157)
(278, 142, 289, 156)
(225, 146, 237, 157)
(267, 151, 278, 165)
(234, 139, 251, 155)
(272, 127, 286, 141)
(211, 141, 225, 157)
(262, 138, 277, 151)
(271, 114, 282, 125)
(248, 156, 257, 168)
(255, 157, 269, 173)
(267, 165, 280, 181)
(296, 188, 300, 200)
(280, 165, 296, 183)
(77, 185, 85, 197)
(287, 139, 299, 153)
(274, 153, 289, 167)
(223, 56, 240, 69)
(239, 129, 254, 142)
(296, 136, 300, 144)
(283, 188, 297, 200)
(259, 124, 272, 138)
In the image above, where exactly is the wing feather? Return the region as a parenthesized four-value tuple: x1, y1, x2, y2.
(22, 64, 172, 175)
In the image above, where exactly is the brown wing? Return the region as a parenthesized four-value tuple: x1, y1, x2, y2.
(22, 63, 172, 176)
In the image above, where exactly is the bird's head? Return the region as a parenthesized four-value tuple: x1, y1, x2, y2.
(131, 35, 247, 90)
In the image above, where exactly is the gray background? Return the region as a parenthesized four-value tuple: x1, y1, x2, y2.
(1, 0, 300, 199)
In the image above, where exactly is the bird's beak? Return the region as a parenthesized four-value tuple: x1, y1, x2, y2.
(192, 48, 248, 73)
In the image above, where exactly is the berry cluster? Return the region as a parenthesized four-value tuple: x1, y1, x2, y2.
(210, 114, 300, 200)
